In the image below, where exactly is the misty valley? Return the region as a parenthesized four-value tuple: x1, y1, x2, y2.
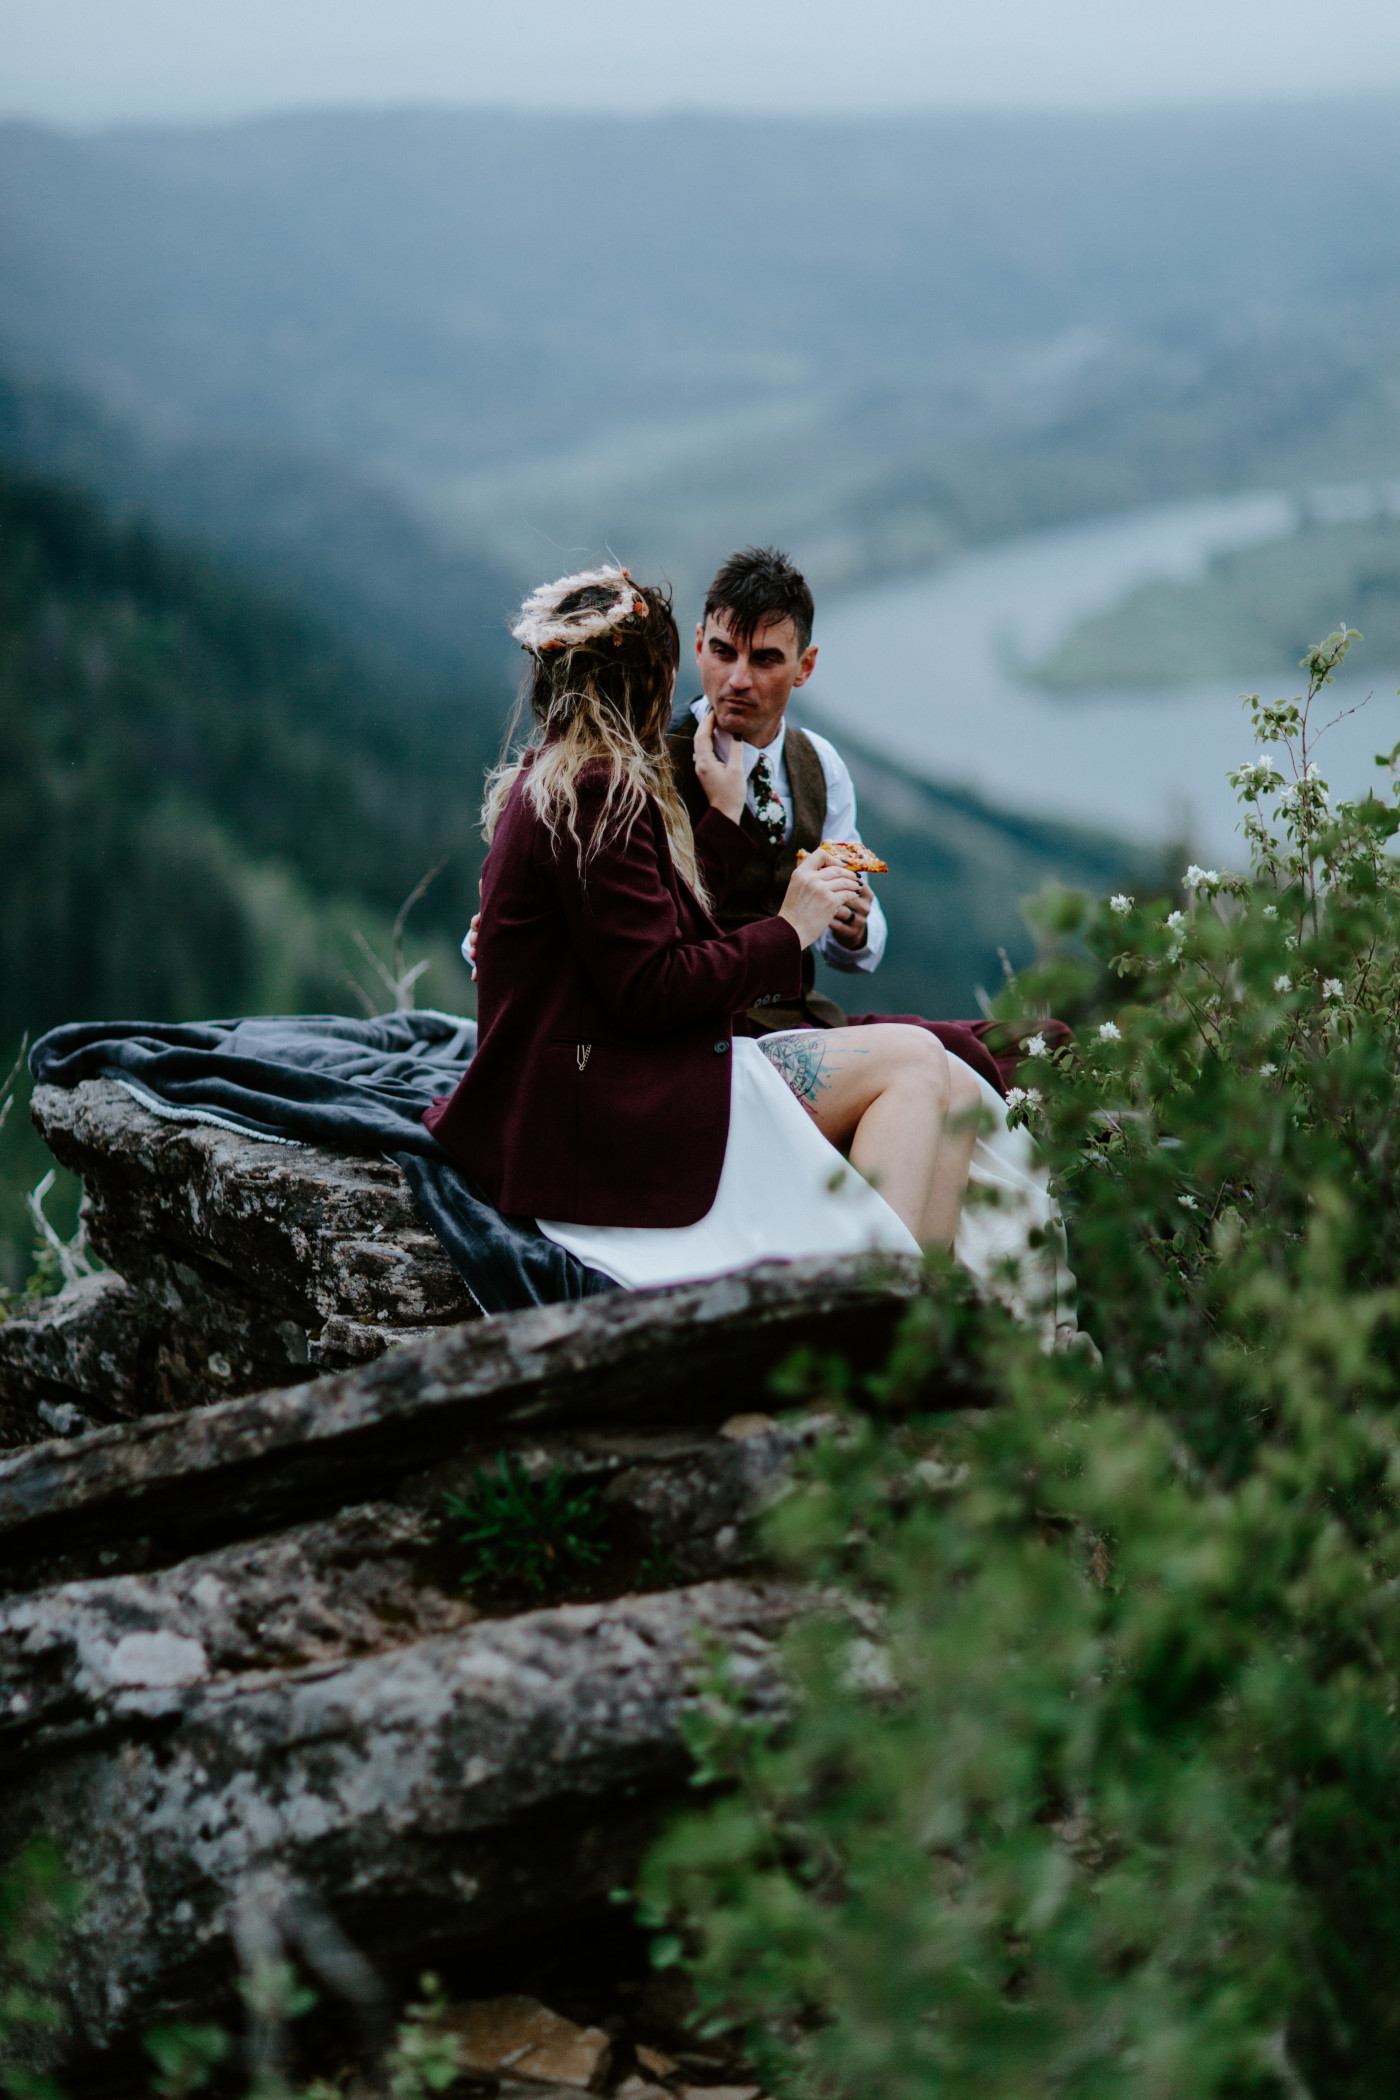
(3, 98, 1399, 1280)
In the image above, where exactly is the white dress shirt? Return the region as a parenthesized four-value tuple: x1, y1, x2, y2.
(688, 699, 887, 973)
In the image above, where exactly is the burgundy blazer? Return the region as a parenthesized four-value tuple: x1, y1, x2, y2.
(424, 760, 803, 1227)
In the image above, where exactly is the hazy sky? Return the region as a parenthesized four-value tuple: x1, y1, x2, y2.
(6, 0, 1400, 127)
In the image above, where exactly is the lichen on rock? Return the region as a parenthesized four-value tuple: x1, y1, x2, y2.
(0, 1078, 929, 2079)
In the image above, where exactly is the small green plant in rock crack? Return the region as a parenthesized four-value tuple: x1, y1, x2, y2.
(142, 2020, 231, 2100)
(443, 1454, 610, 1596)
(0, 1838, 84, 2100)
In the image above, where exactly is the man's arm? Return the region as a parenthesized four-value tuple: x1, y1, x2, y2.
(806, 733, 888, 974)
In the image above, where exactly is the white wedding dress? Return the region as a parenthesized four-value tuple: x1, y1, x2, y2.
(538, 1032, 1077, 1342)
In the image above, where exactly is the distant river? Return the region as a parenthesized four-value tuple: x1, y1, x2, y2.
(807, 490, 1400, 861)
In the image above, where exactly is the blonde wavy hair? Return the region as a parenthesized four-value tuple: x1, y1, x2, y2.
(483, 573, 707, 904)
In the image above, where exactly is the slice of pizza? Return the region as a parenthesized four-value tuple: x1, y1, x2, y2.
(796, 839, 889, 874)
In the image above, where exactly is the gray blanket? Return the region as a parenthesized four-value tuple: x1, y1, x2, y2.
(29, 1014, 617, 1315)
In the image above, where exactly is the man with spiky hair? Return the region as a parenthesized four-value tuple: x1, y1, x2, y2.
(667, 547, 884, 1032)
(668, 546, 1021, 1090)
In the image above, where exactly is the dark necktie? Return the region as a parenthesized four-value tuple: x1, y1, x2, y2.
(750, 753, 787, 847)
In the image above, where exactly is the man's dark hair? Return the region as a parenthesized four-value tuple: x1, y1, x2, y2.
(703, 546, 814, 654)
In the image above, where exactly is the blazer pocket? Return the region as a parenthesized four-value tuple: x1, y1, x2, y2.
(546, 1037, 594, 1071)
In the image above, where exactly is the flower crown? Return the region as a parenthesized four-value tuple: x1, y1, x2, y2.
(511, 565, 649, 655)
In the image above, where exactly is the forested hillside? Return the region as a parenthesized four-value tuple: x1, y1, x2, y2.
(0, 370, 518, 689)
(0, 465, 498, 1280)
(0, 465, 493, 1048)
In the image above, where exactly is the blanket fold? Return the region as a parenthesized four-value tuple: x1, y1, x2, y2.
(29, 1014, 618, 1316)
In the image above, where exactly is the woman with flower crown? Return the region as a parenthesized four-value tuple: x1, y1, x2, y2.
(424, 567, 1068, 1322)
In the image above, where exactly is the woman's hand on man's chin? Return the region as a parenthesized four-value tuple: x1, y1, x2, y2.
(693, 706, 747, 823)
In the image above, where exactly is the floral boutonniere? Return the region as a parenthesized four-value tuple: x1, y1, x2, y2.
(750, 753, 787, 848)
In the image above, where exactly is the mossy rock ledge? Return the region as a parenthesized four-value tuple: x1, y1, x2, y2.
(0, 1081, 931, 2081)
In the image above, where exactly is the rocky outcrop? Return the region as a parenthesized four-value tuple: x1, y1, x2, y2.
(0, 1082, 932, 2087)
(0, 1272, 154, 1437)
(6, 1576, 794, 2060)
(0, 1411, 817, 1759)
(0, 1081, 476, 1439)
(0, 1254, 920, 1590)
(30, 1081, 472, 1334)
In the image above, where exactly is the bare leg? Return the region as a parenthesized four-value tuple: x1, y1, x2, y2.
(759, 1025, 981, 1249)
(919, 1054, 983, 1246)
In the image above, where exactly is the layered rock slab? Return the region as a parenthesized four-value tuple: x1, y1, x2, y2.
(0, 1081, 476, 1437)
(4, 1580, 792, 2057)
(0, 1255, 923, 1586)
(0, 1255, 931, 2072)
(29, 1081, 473, 1333)
(0, 1419, 809, 1762)
(0, 1273, 152, 1442)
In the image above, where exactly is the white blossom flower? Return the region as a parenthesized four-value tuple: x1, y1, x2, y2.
(1166, 910, 1186, 931)
(1323, 978, 1344, 1000)
(1274, 973, 1292, 993)
(1024, 1034, 1049, 1058)
(1005, 1086, 1028, 1108)
(1258, 1062, 1278, 1078)
(1262, 904, 1279, 920)
(1178, 1194, 1199, 1211)
(842, 1637, 899, 1697)
(1184, 864, 1220, 888)
(1097, 1020, 1121, 1042)
(1109, 893, 1133, 916)
(914, 1456, 969, 1491)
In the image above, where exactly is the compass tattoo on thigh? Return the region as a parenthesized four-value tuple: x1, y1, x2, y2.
(760, 1031, 868, 1112)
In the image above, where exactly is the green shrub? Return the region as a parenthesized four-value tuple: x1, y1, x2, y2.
(644, 631, 1400, 2096)
(0, 1842, 84, 2100)
(0, 1044, 99, 1318)
(443, 1454, 609, 1597)
(142, 2022, 232, 2100)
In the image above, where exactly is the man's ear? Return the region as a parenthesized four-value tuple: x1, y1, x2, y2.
(791, 642, 819, 691)
(694, 620, 706, 663)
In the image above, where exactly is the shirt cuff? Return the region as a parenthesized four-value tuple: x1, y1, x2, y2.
(817, 928, 877, 971)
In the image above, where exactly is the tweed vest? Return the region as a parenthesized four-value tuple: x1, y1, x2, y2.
(667, 708, 847, 1031)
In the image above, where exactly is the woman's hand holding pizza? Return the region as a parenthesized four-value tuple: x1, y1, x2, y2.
(779, 848, 864, 949)
(795, 839, 886, 948)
